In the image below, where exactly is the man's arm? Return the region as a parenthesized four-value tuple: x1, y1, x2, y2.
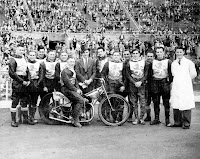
(75, 61, 85, 82)
(61, 69, 78, 92)
(8, 58, 24, 83)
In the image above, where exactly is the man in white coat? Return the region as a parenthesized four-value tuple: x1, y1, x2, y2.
(170, 46, 197, 129)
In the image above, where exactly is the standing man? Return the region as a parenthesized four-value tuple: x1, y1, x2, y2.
(149, 47, 173, 126)
(9, 45, 34, 127)
(95, 47, 109, 88)
(126, 49, 149, 125)
(122, 50, 134, 122)
(75, 48, 96, 93)
(144, 50, 155, 122)
(170, 46, 197, 129)
(27, 51, 44, 123)
(40, 51, 58, 98)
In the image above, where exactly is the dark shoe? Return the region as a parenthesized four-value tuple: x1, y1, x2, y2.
(170, 124, 182, 127)
(11, 121, 18, 127)
(150, 119, 161, 125)
(127, 118, 132, 122)
(182, 125, 190, 129)
(73, 121, 82, 128)
(23, 119, 35, 125)
(144, 116, 151, 122)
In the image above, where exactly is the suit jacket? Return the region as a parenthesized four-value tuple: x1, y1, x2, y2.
(75, 57, 96, 92)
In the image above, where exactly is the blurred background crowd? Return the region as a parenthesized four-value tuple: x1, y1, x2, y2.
(0, 0, 200, 86)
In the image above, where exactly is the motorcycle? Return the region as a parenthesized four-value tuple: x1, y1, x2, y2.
(39, 78, 130, 126)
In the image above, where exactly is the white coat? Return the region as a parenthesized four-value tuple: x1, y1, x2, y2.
(170, 57, 197, 110)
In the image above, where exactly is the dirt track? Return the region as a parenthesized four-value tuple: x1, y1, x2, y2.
(1, 102, 200, 159)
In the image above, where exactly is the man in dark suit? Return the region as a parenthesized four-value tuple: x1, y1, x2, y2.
(75, 48, 96, 93)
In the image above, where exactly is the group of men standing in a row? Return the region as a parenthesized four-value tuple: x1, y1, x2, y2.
(8, 44, 197, 128)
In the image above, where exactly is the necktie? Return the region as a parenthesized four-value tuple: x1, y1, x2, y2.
(178, 59, 181, 65)
(84, 58, 88, 71)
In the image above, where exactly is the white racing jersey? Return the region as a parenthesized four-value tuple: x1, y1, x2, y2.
(108, 61, 123, 80)
(27, 61, 40, 80)
(44, 61, 57, 79)
(129, 59, 145, 79)
(15, 57, 28, 76)
(152, 59, 168, 79)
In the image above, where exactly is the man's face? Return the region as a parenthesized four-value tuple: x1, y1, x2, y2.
(67, 58, 75, 67)
(28, 52, 36, 61)
(15, 46, 25, 57)
(60, 52, 68, 62)
(38, 49, 45, 59)
(132, 50, 140, 60)
(97, 48, 106, 58)
(112, 52, 121, 61)
(156, 48, 165, 59)
(82, 50, 89, 58)
(175, 49, 184, 60)
(123, 51, 131, 60)
(47, 51, 56, 62)
(146, 52, 154, 62)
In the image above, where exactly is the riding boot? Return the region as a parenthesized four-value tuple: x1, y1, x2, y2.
(29, 106, 38, 124)
(22, 111, 35, 125)
(150, 107, 160, 125)
(11, 112, 18, 127)
(72, 104, 82, 128)
(165, 108, 171, 127)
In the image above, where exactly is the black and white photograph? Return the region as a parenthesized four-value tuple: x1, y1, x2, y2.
(0, 0, 200, 158)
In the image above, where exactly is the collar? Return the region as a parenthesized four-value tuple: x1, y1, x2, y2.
(98, 56, 106, 60)
(28, 59, 37, 63)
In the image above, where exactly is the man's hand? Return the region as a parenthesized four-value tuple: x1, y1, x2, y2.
(77, 89, 82, 95)
(43, 87, 48, 92)
(84, 79, 92, 85)
(135, 81, 142, 88)
(23, 81, 30, 86)
(120, 86, 125, 92)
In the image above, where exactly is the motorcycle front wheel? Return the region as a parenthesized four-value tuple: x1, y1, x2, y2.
(98, 94, 130, 126)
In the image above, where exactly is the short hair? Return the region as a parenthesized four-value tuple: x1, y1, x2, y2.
(97, 46, 105, 51)
(132, 49, 140, 54)
(112, 51, 121, 56)
(27, 51, 36, 55)
(155, 47, 165, 51)
(146, 49, 155, 56)
(175, 46, 184, 52)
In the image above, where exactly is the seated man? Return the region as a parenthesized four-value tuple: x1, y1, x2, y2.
(60, 57, 87, 128)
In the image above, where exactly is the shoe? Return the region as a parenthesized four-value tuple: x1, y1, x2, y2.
(23, 119, 35, 125)
(73, 121, 82, 128)
(33, 119, 38, 124)
(165, 119, 172, 127)
(182, 125, 190, 129)
(144, 116, 151, 122)
(132, 119, 139, 125)
(170, 124, 182, 127)
(127, 118, 132, 122)
(140, 119, 146, 125)
(150, 119, 161, 125)
(11, 121, 18, 127)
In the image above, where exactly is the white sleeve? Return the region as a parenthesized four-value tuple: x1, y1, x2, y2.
(189, 61, 197, 79)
